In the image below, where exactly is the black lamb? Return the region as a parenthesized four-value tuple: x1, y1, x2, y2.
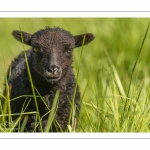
(3, 27, 95, 132)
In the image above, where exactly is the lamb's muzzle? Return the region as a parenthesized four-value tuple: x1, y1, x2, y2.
(45, 65, 62, 82)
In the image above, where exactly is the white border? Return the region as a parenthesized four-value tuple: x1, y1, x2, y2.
(0, 133, 150, 150)
(0, 0, 150, 12)
(0, 0, 150, 17)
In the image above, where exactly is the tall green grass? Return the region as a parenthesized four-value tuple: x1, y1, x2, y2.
(1, 18, 150, 132)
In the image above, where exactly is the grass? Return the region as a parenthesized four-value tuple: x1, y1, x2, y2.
(1, 18, 150, 132)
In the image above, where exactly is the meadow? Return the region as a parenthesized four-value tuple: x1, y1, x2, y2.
(1, 18, 150, 132)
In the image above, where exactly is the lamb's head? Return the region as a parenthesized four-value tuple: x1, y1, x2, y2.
(12, 27, 95, 83)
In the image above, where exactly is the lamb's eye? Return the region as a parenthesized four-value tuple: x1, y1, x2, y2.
(67, 50, 71, 53)
(33, 47, 40, 52)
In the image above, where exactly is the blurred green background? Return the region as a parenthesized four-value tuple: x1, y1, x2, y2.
(1, 18, 150, 131)
(0, 18, 150, 92)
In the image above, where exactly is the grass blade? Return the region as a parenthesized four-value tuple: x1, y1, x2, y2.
(20, 115, 29, 132)
(122, 22, 150, 124)
(44, 90, 60, 132)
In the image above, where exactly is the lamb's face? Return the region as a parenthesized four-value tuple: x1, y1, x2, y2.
(12, 27, 95, 83)
(30, 28, 75, 83)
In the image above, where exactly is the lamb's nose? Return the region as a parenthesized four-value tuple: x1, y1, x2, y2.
(47, 65, 59, 74)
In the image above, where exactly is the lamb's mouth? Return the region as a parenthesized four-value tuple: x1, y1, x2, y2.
(47, 76, 60, 81)
(44, 74, 61, 83)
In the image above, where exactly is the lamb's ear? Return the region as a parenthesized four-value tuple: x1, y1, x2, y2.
(74, 33, 95, 48)
(12, 30, 32, 46)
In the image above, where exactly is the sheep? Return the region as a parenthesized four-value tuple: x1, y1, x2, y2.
(3, 27, 95, 132)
